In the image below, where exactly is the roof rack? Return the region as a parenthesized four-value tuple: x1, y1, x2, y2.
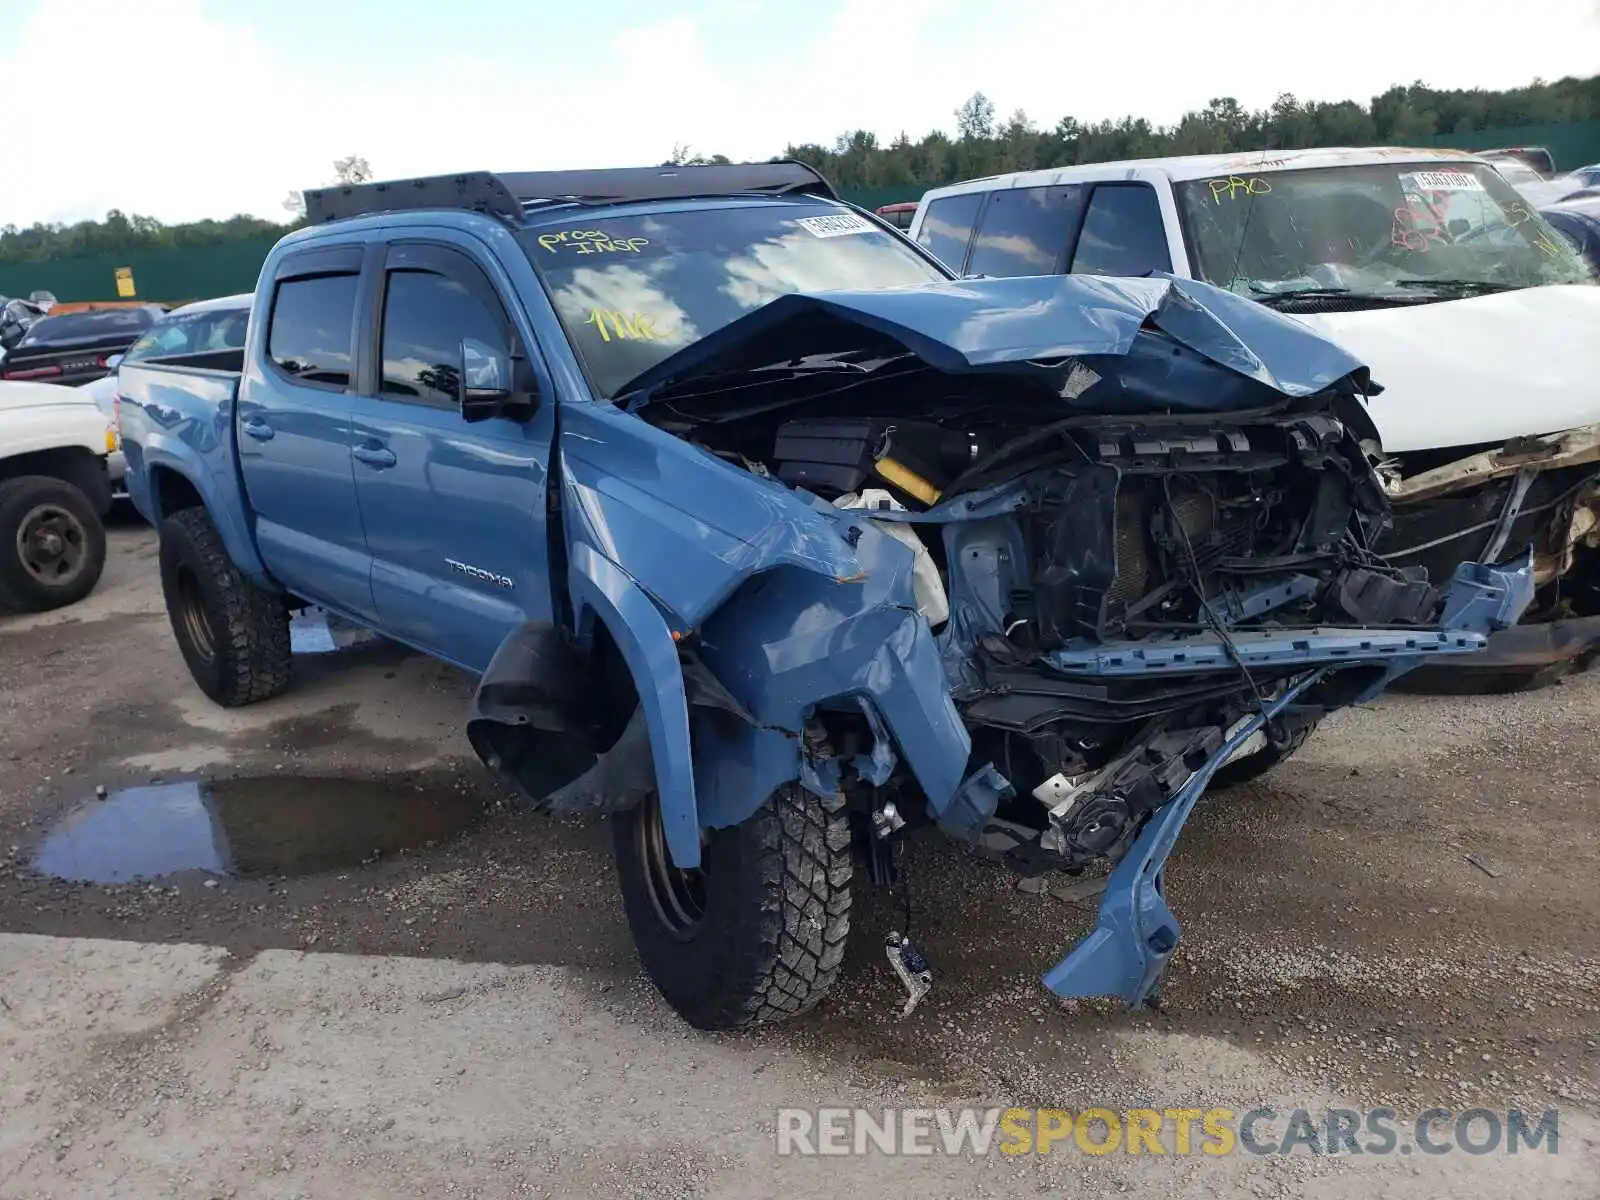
(302, 161, 837, 225)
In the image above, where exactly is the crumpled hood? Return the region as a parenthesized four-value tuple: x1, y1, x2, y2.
(1293, 285, 1600, 454)
(618, 273, 1373, 412)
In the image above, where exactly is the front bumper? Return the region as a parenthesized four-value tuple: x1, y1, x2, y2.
(1039, 553, 1535, 1007)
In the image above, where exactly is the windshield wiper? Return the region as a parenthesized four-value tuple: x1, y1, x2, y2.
(1390, 279, 1517, 295)
(1248, 287, 1353, 308)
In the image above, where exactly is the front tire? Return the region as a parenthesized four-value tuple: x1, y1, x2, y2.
(159, 507, 291, 707)
(0, 475, 107, 613)
(1211, 713, 1317, 787)
(614, 783, 854, 1030)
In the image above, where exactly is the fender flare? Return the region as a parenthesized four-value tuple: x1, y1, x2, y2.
(567, 541, 701, 869)
(138, 441, 271, 586)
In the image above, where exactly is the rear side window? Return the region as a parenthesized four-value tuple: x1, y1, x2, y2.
(1070, 184, 1173, 277)
(915, 192, 985, 270)
(967, 185, 1085, 278)
(380, 268, 509, 408)
(267, 274, 359, 389)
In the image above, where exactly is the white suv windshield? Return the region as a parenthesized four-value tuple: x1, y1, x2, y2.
(1176, 160, 1591, 301)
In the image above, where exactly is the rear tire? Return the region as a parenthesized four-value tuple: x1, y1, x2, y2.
(0, 475, 107, 613)
(159, 507, 291, 706)
(614, 783, 854, 1030)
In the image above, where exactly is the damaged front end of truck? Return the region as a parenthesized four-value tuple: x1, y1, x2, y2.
(470, 273, 1532, 1019)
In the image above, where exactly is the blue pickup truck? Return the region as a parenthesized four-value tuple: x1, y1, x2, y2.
(118, 162, 1532, 1030)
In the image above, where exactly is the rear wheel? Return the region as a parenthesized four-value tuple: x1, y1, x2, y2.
(613, 783, 853, 1030)
(0, 475, 107, 613)
(159, 507, 291, 706)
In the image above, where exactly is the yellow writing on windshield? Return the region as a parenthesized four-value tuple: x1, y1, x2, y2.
(1532, 228, 1565, 257)
(1206, 176, 1272, 204)
(538, 229, 650, 255)
(585, 309, 661, 342)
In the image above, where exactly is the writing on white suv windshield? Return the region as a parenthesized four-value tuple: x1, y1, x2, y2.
(1176, 161, 1590, 301)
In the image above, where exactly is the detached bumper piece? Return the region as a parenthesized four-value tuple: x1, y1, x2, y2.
(1040, 554, 1534, 1008)
(1045, 626, 1486, 676)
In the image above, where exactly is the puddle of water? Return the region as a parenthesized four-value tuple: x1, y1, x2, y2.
(290, 608, 381, 655)
(32, 776, 486, 883)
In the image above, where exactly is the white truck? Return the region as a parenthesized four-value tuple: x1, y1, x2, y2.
(0, 381, 116, 612)
(910, 147, 1600, 685)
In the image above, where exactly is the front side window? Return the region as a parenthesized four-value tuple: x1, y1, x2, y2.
(967, 185, 1084, 278)
(914, 193, 985, 271)
(267, 274, 359, 388)
(1175, 161, 1591, 302)
(1070, 184, 1172, 277)
(380, 268, 509, 408)
(522, 203, 946, 398)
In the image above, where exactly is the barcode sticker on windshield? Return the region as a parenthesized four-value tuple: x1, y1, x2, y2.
(796, 214, 875, 238)
(1402, 170, 1484, 192)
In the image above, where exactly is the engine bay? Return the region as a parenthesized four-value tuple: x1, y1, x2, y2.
(641, 359, 1456, 872)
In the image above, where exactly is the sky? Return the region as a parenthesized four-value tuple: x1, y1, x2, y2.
(2, 0, 1599, 227)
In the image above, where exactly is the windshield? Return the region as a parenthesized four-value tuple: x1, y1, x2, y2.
(21, 307, 155, 345)
(520, 204, 945, 397)
(1176, 161, 1591, 300)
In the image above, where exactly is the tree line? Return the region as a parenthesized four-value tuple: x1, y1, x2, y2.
(782, 76, 1600, 189)
(4, 75, 1597, 266)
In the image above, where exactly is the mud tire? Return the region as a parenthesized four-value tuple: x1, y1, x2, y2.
(614, 783, 854, 1030)
(159, 507, 291, 707)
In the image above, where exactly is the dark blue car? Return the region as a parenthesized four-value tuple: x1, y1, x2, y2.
(1540, 193, 1600, 276)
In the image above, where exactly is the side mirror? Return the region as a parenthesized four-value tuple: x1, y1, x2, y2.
(1447, 218, 1470, 237)
(105, 353, 124, 373)
(459, 338, 536, 422)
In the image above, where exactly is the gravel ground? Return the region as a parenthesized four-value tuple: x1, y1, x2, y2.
(1, 524, 1597, 1198)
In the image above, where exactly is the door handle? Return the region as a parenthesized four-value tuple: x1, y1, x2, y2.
(352, 443, 397, 469)
(241, 416, 275, 441)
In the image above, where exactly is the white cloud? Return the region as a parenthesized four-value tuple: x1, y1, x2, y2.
(2, 0, 1597, 227)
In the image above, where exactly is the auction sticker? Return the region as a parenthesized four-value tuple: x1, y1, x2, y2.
(796, 214, 875, 238)
(1400, 170, 1484, 191)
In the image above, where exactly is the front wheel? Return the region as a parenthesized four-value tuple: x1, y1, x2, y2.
(613, 783, 854, 1030)
(159, 507, 292, 707)
(1211, 713, 1318, 788)
(0, 475, 107, 613)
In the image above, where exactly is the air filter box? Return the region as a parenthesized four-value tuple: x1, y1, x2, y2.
(773, 417, 973, 507)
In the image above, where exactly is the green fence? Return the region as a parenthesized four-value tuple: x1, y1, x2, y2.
(0, 235, 279, 305)
(8, 121, 1599, 304)
(1421, 120, 1600, 170)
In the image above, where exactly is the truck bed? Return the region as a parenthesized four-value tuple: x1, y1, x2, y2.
(116, 358, 244, 533)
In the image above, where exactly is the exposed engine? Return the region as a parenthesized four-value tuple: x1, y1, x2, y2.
(643, 357, 1447, 875)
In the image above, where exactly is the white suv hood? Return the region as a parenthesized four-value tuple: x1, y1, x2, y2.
(1293, 285, 1600, 454)
(0, 379, 102, 413)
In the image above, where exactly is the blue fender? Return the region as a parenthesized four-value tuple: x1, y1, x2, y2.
(566, 540, 702, 869)
(132, 436, 272, 587)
